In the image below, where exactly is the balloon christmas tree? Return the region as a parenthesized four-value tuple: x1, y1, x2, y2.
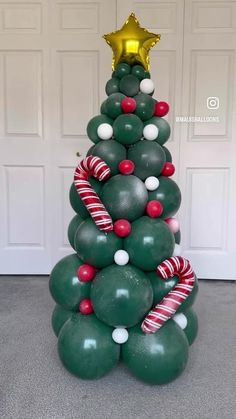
(49, 13, 198, 385)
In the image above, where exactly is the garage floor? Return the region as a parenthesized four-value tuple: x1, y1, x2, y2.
(0, 277, 236, 419)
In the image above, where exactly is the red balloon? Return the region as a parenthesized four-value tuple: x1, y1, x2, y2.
(154, 101, 169, 117)
(161, 162, 175, 177)
(79, 299, 94, 315)
(77, 264, 96, 282)
(121, 97, 137, 113)
(146, 200, 163, 218)
(118, 159, 135, 175)
(114, 219, 132, 237)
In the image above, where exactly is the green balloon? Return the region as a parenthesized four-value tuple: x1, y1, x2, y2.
(175, 230, 181, 244)
(51, 305, 73, 337)
(131, 65, 145, 80)
(105, 93, 125, 119)
(134, 93, 155, 121)
(113, 114, 143, 146)
(119, 75, 140, 96)
(67, 214, 83, 249)
(122, 320, 189, 384)
(91, 264, 153, 327)
(148, 272, 199, 311)
(74, 218, 122, 268)
(148, 176, 181, 219)
(182, 308, 198, 346)
(124, 217, 175, 271)
(144, 117, 171, 145)
(69, 177, 102, 219)
(49, 254, 91, 310)
(86, 145, 95, 156)
(100, 175, 148, 221)
(100, 100, 108, 115)
(114, 63, 131, 79)
(144, 71, 151, 79)
(58, 314, 120, 379)
(91, 140, 126, 176)
(128, 140, 166, 180)
(87, 115, 113, 144)
(105, 77, 120, 95)
(162, 145, 172, 162)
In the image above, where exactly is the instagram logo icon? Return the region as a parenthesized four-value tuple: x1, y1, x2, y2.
(207, 97, 219, 110)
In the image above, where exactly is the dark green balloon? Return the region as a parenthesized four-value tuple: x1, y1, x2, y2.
(162, 145, 172, 162)
(113, 114, 143, 146)
(131, 65, 145, 80)
(134, 93, 155, 121)
(124, 217, 175, 271)
(119, 75, 140, 96)
(105, 93, 125, 119)
(105, 77, 120, 95)
(49, 254, 91, 310)
(87, 115, 113, 144)
(175, 230, 181, 244)
(144, 117, 171, 145)
(91, 264, 153, 327)
(51, 305, 73, 337)
(148, 176, 181, 219)
(144, 71, 151, 79)
(148, 272, 199, 311)
(86, 145, 95, 156)
(68, 214, 83, 249)
(69, 177, 102, 219)
(127, 140, 166, 180)
(91, 139, 126, 176)
(122, 320, 189, 384)
(114, 63, 131, 79)
(100, 100, 108, 115)
(100, 175, 148, 221)
(58, 314, 120, 379)
(74, 218, 122, 268)
(182, 308, 198, 346)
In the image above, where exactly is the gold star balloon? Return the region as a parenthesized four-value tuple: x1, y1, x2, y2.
(103, 13, 161, 71)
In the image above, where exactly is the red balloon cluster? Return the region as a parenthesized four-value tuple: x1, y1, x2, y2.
(161, 162, 175, 177)
(154, 101, 169, 117)
(79, 298, 94, 315)
(121, 97, 137, 113)
(146, 200, 163, 218)
(77, 264, 96, 282)
(118, 159, 135, 175)
(114, 219, 132, 237)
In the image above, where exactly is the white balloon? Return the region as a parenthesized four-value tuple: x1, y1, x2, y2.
(114, 250, 129, 266)
(143, 124, 159, 141)
(140, 78, 154, 94)
(145, 176, 160, 191)
(173, 313, 188, 330)
(173, 243, 181, 256)
(112, 328, 129, 344)
(166, 217, 180, 234)
(97, 123, 113, 140)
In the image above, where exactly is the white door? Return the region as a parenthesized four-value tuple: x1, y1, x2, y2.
(1, 0, 236, 279)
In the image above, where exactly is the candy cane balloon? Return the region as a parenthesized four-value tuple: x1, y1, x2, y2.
(141, 256, 195, 334)
(74, 156, 113, 232)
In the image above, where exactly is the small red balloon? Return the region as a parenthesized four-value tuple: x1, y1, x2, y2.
(121, 97, 137, 113)
(161, 162, 175, 177)
(154, 101, 169, 117)
(146, 200, 163, 218)
(114, 219, 132, 237)
(118, 160, 135, 175)
(79, 299, 94, 315)
(77, 264, 96, 282)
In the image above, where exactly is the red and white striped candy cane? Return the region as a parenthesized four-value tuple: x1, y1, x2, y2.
(141, 256, 195, 334)
(74, 155, 113, 232)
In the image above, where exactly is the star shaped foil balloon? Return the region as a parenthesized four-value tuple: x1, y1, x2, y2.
(103, 13, 161, 71)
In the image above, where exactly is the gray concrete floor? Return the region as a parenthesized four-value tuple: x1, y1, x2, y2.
(0, 276, 236, 419)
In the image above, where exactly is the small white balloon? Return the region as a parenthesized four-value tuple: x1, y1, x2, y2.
(173, 313, 188, 330)
(145, 176, 160, 191)
(143, 124, 159, 141)
(140, 78, 154, 94)
(166, 217, 180, 234)
(114, 250, 129, 266)
(112, 328, 129, 344)
(97, 123, 113, 140)
(173, 243, 181, 256)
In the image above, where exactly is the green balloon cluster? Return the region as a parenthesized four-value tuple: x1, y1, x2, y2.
(49, 61, 198, 385)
